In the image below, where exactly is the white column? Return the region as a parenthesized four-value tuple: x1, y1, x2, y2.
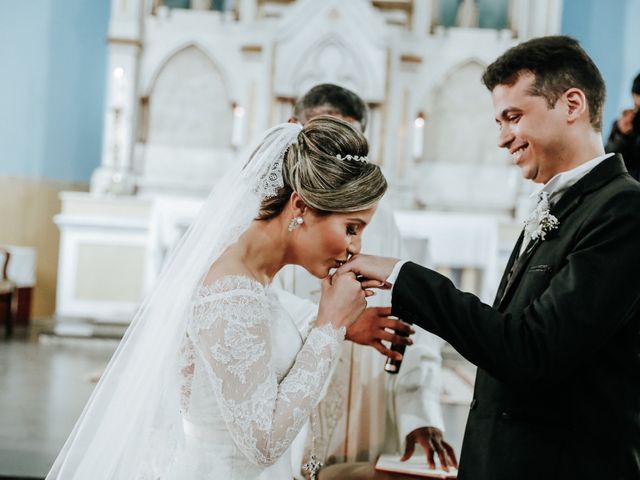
(429, 0, 440, 32)
(91, 0, 144, 194)
(515, 0, 530, 39)
(239, 0, 257, 22)
(191, 0, 212, 10)
(381, 50, 406, 209)
(543, 0, 563, 36)
(412, 0, 431, 36)
(517, 0, 562, 39)
(507, 0, 518, 35)
(103, 51, 138, 171)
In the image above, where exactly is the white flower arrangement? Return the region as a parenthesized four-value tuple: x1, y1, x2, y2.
(524, 191, 559, 242)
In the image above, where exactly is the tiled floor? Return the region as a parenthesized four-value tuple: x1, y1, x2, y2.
(0, 334, 472, 478)
(0, 336, 117, 478)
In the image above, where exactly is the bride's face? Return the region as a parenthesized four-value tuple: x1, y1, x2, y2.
(294, 206, 377, 278)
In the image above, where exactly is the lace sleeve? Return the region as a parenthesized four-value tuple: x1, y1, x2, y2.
(188, 278, 344, 466)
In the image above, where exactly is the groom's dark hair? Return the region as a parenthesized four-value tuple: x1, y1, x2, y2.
(293, 84, 368, 132)
(482, 35, 606, 131)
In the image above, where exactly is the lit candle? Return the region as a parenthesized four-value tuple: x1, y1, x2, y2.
(231, 104, 245, 147)
(111, 67, 125, 172)
(413, 113, 425, 159)
(112, 66, 125, 109)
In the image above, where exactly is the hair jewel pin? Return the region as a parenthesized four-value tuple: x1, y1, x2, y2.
(335, 154, 369, 163)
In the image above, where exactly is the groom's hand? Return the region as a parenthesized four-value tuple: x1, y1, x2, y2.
(401, 427, 458, 472)
(345, 307, 415, 360)
(337, 254, 399, 287)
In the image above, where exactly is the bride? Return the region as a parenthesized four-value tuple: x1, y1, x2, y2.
(46, 116, 388, 479)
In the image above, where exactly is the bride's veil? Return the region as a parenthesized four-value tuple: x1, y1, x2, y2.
(46, 123, 303, 479)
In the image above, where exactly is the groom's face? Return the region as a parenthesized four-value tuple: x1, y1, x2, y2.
(492, 72, 568, 184)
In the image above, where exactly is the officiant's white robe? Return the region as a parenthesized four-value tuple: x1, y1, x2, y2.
(274, 200, 444, 476)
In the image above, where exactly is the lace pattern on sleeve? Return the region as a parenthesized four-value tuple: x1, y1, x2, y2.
(187, 276, 344, 466)
(178, 336, 196, 414)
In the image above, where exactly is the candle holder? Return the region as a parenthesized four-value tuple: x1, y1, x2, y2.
(231, 103, 245, 149)
(106, 105, 136, 196)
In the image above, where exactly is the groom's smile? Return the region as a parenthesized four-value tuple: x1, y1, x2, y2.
(510, 143, 529, 164)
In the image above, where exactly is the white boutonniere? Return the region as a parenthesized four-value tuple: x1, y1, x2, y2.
(524, 191, 559, 242)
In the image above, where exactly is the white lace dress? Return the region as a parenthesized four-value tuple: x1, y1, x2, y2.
(167, 275, 345, 479)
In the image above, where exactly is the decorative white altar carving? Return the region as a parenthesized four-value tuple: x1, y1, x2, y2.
(54, 0, 562, 334)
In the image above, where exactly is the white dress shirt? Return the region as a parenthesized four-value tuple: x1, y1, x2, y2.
(518, 152, 614, 254)
(539, 152, 614, 208)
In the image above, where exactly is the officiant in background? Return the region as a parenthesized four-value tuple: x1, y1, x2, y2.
(275, 84, 457, 479)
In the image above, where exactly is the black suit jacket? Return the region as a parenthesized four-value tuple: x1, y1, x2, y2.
(392, 155, 640, 480)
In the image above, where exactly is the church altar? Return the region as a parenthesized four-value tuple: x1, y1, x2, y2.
(53, 0, 560, 335)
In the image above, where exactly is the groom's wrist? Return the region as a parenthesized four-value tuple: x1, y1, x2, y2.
(386, 260, 409, 285)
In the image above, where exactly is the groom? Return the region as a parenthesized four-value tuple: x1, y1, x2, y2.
(339, 36, 640, 480)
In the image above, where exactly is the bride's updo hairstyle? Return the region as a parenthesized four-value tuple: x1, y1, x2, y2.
(258, 115, 387, 220)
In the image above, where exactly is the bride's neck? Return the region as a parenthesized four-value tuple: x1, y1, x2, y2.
(233, 218, 289, 284)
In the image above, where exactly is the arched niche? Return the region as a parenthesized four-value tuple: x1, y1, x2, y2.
(414, 59, 520, 213)
(272, 0, 386, 102)
(273, 35, 385, 161)
(423, 59, 502, 166)
(291, 37, 367, 98)
(145, 44, 231, 149)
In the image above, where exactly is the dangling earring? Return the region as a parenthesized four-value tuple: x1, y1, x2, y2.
(288, 216, 304, 232)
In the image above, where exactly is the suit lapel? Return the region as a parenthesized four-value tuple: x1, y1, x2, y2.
(497, 194, 582, 310)
(496, 154, 627, 310)
(497, 237, 544, 310)
(492, 231, 524, 308)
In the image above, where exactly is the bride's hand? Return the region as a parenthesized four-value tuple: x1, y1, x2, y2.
(316, 271, 370, 330)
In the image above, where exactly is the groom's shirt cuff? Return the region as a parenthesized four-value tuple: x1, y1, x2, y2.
(386, 260, 409, 286)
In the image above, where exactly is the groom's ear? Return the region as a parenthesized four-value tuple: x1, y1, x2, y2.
(564, 87, 588, 125)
